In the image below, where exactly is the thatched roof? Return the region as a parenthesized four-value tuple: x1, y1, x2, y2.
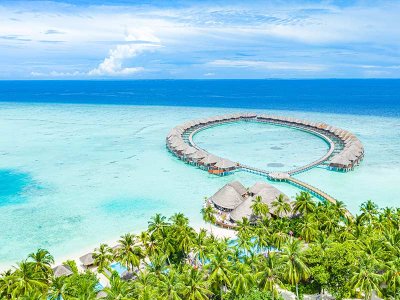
(231, 185, 290, 221)
(121, 271, 135, 281)
(182, 146, 197, 156)
(210, 185, 244, 210)
(79, 253, 94, 266)
(174, 143, 189, 152)
(200, 154, 220, 165)
(248, 182, 272, 195)
(227, 181, 248, 196)
(188, 150, 207, 159)
(214, 159, 236, 169)
(342, 150, 358, 161)
(53, 265, 73, 277)
(330, 156, 351, 167)
(169, 138, 185, 147)
(255, 187, 288, 207)
(230, 197, 256, 223)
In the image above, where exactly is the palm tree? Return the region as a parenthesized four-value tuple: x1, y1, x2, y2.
(0, 269, 14, 299)
(231, 262, 255, 297)
(157, 268, 185, 299)
(201, 205, 216, 234)
(9, 261, 47, 298)
(28, 249, 54, 278)
(256, 252, 283, 300)
(48, 276, 68, 300)
(181, 266, 212, 300)
(236, 217, 253, 240)
(68, 272, 98, 300)
(148, 213, 168, 238)
(192, 229, 210, 264)
(384, 257, 400, 295)
(116, 233, 144, 272)
(297, 216, 318, 242)
(93, 244, 113, 277)
(142, 232, 159, 257)
(146, 254, 167, 276)
(103, 272, 132, 299)
(279, 237, 310, 299)
(132, 271, 157, 300)
(170, 212, 189, 227)
(332, 200, 348, 219)
(349, 257, 382, 300)
(270, 219, 289, 249)
(293, 192, 315, 215)
(272, 194, 291, 217)
(207, 249, 232, 299)
(359, 200, 379, 225)
(251, 195, 269, 219)
(171, 216, 196, 257)
(254, 225, 272, 253)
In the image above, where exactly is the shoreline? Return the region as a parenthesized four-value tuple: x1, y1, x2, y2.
(0, 222, 236, 272)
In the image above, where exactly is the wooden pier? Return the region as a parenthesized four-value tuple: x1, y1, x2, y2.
(166, 113, 364, 214)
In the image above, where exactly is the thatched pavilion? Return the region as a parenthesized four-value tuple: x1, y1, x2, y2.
(53, 265, 73, 278)
(79, 253, 95, 268)
(210, 184, 244, 211)
(207, 180, 292, 225)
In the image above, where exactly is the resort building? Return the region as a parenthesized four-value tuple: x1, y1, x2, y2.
(166, 112, 364, 175)
(206, 181, 292, 227)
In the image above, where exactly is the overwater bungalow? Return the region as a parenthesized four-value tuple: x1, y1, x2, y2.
(199, 154, 220, 167)
(167, 112, 364, 174)
(209, 159, 236, 175)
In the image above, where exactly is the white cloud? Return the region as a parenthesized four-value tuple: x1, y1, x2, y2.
(88, 44, 149, 76)
(88, 28, 161, 76)
(1, 1, 400, 78)
(30, 70, 83, 77)
(209, 60, 324, 72)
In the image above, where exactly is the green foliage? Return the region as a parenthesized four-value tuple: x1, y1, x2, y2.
(0, 198, 399, 300)
(233, 289, 281, 300)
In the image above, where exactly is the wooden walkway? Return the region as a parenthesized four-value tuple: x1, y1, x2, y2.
(188, 119, 338, 176)
(240, 164, 337, 204)
(286, 177, 336, 204)
(178, 116, 354, 215)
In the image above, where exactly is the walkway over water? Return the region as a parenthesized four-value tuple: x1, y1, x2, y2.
(166, 113, 364, 208)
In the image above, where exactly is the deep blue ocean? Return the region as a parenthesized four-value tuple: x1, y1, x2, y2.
(0, 80, 399, 116)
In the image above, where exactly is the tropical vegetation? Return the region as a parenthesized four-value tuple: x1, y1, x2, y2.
(0, 194, 399, 299)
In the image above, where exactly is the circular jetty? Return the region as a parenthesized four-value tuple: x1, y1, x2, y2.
(166, 113, 364, 206)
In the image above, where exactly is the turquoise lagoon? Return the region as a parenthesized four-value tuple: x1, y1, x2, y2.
(0, 102, 399, 266)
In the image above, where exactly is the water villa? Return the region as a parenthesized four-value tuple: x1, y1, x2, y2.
(205, 181, 292, 227)
(166, 113, 364, 175)
(167, 113, 362, 214)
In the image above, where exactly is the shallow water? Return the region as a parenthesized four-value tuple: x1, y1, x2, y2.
(0, 102, 399, 266)
(194, 121, 329, 172)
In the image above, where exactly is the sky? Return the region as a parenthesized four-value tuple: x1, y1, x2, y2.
(0, 0, 400, 79)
